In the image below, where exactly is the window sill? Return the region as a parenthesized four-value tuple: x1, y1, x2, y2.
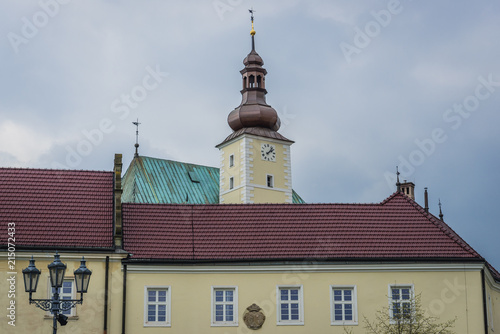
(277, 322, 304, 326)
(143, 323, 171, 327)
(332, 321, 358, 326)
(211, 323, 239, 327)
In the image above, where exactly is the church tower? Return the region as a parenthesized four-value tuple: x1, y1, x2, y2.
(216, 13, 294, 204)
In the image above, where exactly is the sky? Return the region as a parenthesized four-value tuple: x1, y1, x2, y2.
(1, 1, 499, 270)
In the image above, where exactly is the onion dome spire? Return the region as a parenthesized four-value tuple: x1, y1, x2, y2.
(227, 10, 281, 132)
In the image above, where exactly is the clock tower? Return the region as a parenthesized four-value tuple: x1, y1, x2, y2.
(216, 14, 294, 204)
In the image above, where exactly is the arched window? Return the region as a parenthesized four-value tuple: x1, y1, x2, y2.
(257, 75, 262, 88)
(243, 76, 247, 89)
(249, 75, 255, 88)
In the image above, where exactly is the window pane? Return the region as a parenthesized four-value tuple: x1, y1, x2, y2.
(158, 316, 166, 322)
(148, 290, 156, 302)
(344, 290, 352, 301)
(226, 290, 233, 302)
(335, 304, 342, 310)
(290, 289, 299, 300)
(402, 289, 410, 300)
(345, 304, 352, 310)
(281, 289, 288, 300)
(158, 291, 166, 302)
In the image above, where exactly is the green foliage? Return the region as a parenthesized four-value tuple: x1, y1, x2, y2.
(344, 294, 456, 334)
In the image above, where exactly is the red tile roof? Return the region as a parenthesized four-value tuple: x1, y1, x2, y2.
(122, 192, 482, 261)
(0, 168, 114, 249)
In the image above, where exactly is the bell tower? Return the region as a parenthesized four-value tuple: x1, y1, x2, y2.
(216, 11, 294, 204)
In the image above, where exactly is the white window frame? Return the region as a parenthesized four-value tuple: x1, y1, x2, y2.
(276, 285, 304, 326)
(330, 285, 358, 325)
(229, 154, 234, 167)
(388, 284, 414, 322)
(229, 177, 234, 190)
(211, 286, 238, 327)
(144, 286, 171, 327)
(266, 174, 274, 188)
(48, 278, 76, 317)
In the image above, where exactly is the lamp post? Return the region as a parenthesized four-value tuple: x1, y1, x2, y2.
(22, 252, 92, 334)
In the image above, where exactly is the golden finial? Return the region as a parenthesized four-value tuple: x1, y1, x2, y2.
(249, 8, 256, 36)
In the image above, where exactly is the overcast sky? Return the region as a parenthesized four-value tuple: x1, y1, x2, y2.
(1, 1, 499, 270)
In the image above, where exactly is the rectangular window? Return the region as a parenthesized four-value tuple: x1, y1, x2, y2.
(144, 286, 171, 327)
(330, 286, 357, 325)
(389, 285, 413, 321)
(212, 287, 238, 326)
(277, 286, 303, 325)
(229, 177, 234, 190)
(267, 174, 274, 188)
(229, 154, 234, 167)
(50, 279, 75, 316)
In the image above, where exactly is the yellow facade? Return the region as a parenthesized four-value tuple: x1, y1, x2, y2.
(219, 134, 292, 204)
(0, 252, 126, 334)
(122, 263, 500, 334)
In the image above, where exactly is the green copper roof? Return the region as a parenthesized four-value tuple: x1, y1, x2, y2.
(122, 155, 305, 204)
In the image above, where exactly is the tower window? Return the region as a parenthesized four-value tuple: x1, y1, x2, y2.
(229, 177, 234, 190)
(257, 75, 262, 88)
(267, 175, 274, 188)
(249, 75, 255, 88)
(229, 154, 234, 168)
(243, 76, 247, 89)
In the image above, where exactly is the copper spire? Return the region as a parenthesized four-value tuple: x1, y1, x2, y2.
(227, 12, 281, 132)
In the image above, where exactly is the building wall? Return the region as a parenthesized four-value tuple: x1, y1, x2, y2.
(123, 263, 488, 334)
(219, 134, 292, 204)
(0, 252, 125, 334)
(485, 271, 500, 333)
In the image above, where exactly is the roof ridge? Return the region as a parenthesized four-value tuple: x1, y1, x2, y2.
(0, 167, 113, 173)
(137, 155, 218, 170)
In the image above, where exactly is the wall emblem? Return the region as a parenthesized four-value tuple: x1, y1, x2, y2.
(243, 303, 266, 330)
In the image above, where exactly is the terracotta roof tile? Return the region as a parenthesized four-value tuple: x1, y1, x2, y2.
(0, 168, 114, 249)
(122, 192, 482, 261)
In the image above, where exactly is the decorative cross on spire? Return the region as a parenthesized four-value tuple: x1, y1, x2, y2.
(132, 119, 141, 157)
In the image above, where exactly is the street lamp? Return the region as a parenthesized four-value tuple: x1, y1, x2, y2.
(22, 252, 92, 334)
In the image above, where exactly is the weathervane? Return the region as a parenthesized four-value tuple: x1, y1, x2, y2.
(133, 119, 141, 157)
(396, 166, 401, 192)
(249, 8, 256, 50)
(249, 8, 255, 23)
(438, 198, 444, 221)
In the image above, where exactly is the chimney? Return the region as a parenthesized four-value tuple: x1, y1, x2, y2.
(114, 154, 123, 249)
(424, 187, 429, 213)
(400, 180, 415, 200)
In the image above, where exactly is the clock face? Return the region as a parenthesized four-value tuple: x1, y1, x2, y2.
(261, 143, 276, 161)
